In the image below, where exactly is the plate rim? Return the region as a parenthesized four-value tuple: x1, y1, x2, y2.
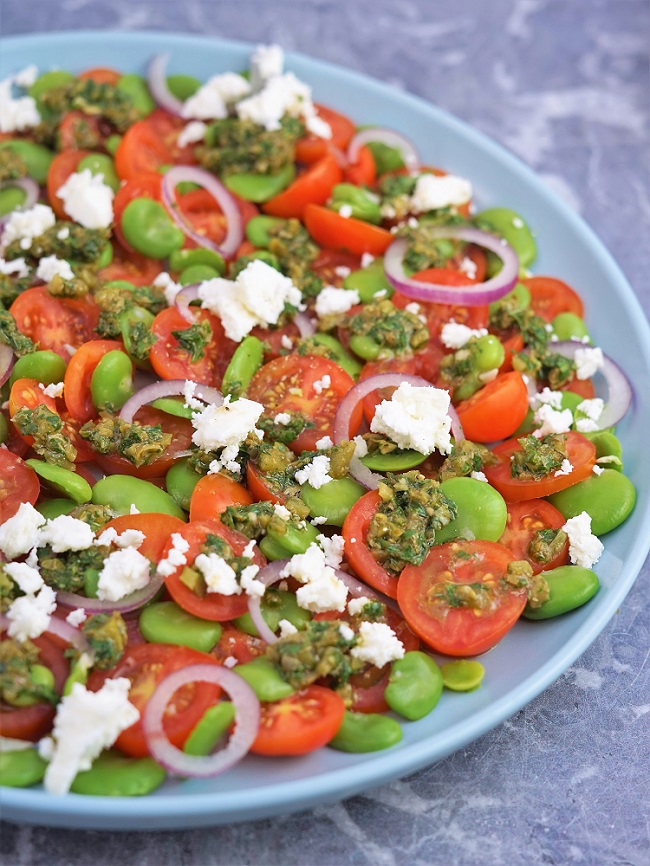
(1, 28, 649, 831)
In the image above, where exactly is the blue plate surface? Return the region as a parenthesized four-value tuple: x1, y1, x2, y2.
(1, 30, 649, 831)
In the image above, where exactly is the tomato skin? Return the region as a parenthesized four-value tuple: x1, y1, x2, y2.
(484, 430, 597, 501)
(213, 625, 266, 665)
(397, 540, 525, 656)
(0, 450, 40, 523)
(63, 339, 124, 423)
(189, 474, 254, 522)
(250, 685, 346, 756)
(294, 104, 356, 163)
(523, 276, 584, 322)
(304, 203, 393, 257)
(498, 499, 570, 575)
(247, 354, 360, 453)
(344, 145, 376, 186)
(163, 520, 266, 622)
(10, 287, 100, 363)
(114, 120, 173, 180)
(245, 461, 285, 505)
(455, 371, 529, 442)
(342, 490, 399, 599)
(78, 67, 121, 85)
(262, 154, 343, 219)
(87, 643, 220, 757)
(98, 513, 187, 562)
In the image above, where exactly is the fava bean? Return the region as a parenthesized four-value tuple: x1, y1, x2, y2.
(365, 140, 405, 174)
(551, 312, 591, 342)
(183, 702, 236, 756)
(105, 134, 122, 156)
(90, 349, 134, 411)
(259, 520, 320, 560)
(117, 73, 156, 115)
(63, 653, 93, 696)
(119, 306, 155, 367)
(10, 350, 67, 387)
(225, 164, 296, 203)
(548, 468, 635, 535)
(473, 334, 505, 372)
(91, 475, 185, 518)
(583, 430, 623, 471)
(77, 153, 120, 192)
(139, 601, 222, 652)
(0, 140, 54, 184)
(165, 457, 202, 510)
(221, 335, 265, 399)
(441, 659, 485, 691)
(234, 658, 294, 702)
(26, 459, 92, 505)
(233, 588, 311, 638)
(95, 241, 113, 269)
(121, 198, 185, 259)
(0, 413, 8, 445)
(343, 258, 393, 303)
(152, 397, 195, 421)
(435, 476, 508, 544)
(0, 185, 27, 217)
(361, 449, 426, 472)
(0, 747, 47, 788)
(36, 498, 76, 520)
(329, 183, 382, 224)
(245, 215, 285, 248)
(168, 247, 225, 274)
(300, 476, 366, 527)
(304, 333, 363, 380)
(475, 207, 537, 269)
(9, 664, 55, 706)
(522, 565, 599, 619)
(385, 651, 443, 720)
(69, 750, 166, 796)
(28, 69, 75, 100)
(328, 710, 402, 753)
(348, 333, 381, 361)
(166, 73, 201, 100)
(179, 264, 221, 285)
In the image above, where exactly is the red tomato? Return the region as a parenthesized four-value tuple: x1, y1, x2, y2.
(294, 104, 356, 164)
(247, 354, 360, 452)
(311, 248, 361, 285)
(87, 643, 220, 757)
(245, 460, 285, 505)
(98, 242, 161, 287)
(563, 377, 596, 400)
(162, 520, 265, 621)
(250, 685, 346, 756)
(0, 449, 40, 522)
(46, 150, 89, 217)
(344, 145, 376, 186)
(455, 371, 529, 442)
(149, 306, 236, 387)
(484, 430, 596, 501)
(57, 111, 104, 151)
(0, 632, 70, 741)
(63, 339, 124, 423)
(189, 474, 254, 522)
(98, 512, 187, 561)
(114, 120, 174, 180)
(304, 203, 393, 257)
(10, 286, 100, 362)
(397, 539, 526, 656)
(250, 322, 301, 361)
(523, 276, 584, 322)
(341, 490, 400, 599)
(177, 189, 259, 252)
(77, 67, 121, 85)
(498, 499, 570, 575)
(213, 624, 266, 665)
(263, 154, 343, 220)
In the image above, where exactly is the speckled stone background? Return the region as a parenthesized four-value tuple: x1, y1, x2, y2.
(1, 1, 649, 864)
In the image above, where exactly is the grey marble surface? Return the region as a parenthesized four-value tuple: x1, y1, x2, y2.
(1, 0, 649, 863)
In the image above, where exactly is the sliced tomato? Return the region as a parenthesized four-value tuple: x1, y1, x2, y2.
(262, 154, 342, 220)
(455, 371, 529, 442)
(98, 512, 187, 562)
(144, 108, 199, 165)
(341, 490, 399, 599)
(149, 306, 236, 387)
(0, 632, 70, 741)
(250, 685, 345, 756)
(344, 145, 376, 186)
(78, 67, 121, 85)
(498, 499, 570, 575)
(10, 286, 100, 362)
(523, 276, 584, 322)
(245, 460, 285, 505)
(484, 430, 596, 501)
(177, 188, 259, 252)
(247, 354, 360, 452)
(250, 321, 301, 361)
(98, 241, 161, 287)
(311, 248, 361, 285)
(8, 377, 58, 450)
(46, 150, 89, 218)
(57, 111, 103, 152)
(563, 376, 596, 400)
(114, 119, 174, 180)
(213, 624, 266, 665)
(87, 642, 220, 757)
(162, 519, 265, 621)
(304, 203, 393, 257)
(397, 539, 525, 656)
(294, 104, 356, 164)
(63, 339, 124, 424)
(189, 474, 254, 522)
(0, 449, 40, 522)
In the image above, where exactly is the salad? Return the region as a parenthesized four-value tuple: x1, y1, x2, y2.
(0, 43, 637, 799)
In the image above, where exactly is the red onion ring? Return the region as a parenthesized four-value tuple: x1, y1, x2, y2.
(294, 311, 316, 338)
(384, 228, 518, 306)
(147, 53, 184, 117)
(0, 177, 40, 228)
(120, 379, 223, 423)
(550, 340, 633, 430)
(56, 573, 164, 616)
(0, 343, 14, 388)
(0, 612, 90, 654)
(161, 167, 243, 260)
(347, 128, 420, 173)
(175, 283, 201, 323)
(142, 663, 260, 778)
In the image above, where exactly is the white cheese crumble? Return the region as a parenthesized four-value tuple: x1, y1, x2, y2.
(0, 501, 45, 561)
(177, 120, 207, 148)
(575, 397, 605, 433)
(562, 512, 604, 568)
(37, 515, 95, 553)
(274, 412, 292, 425)
(280, 543, 348, 613)
(153, 271, 182, 307)
(440, 321, 488, 350)
(56, 169, 114, 229)
(347, 596, 372, 616)
(592, 465, 605, 476)
(236, 71, 330, 138)
(350, 621, 405, 668)
(574, 346, 604, 380)
(532, 404, 574, 438)
(0, 257, 29, 278)
(40, 381, 64, 398)
(280, 334, 293, 350)
(361, 253, 375, 268)
(338, 204, 353, 218)
(370, 382, 453, 455)
(409, 173, 472, 214)
(194, 553, 240, 595)
(315, 286, 360, 318)
(554, 459, 574, 477)
(339, 623, 355, 642)
(315, 435, 333, 450)
(530, 387, 564, 411)
(66, 608, 87, 628)
(312, 374, 331, 395)
(317, 533, 346, 569)
(352, 435, 369, 458)
(6, 585, 56, 642)
(39, 678, 139, 796)
(96, 527, 145, 550)
(191, 395, 264, 461)
(250, 44, 285, 91)
(0, 203, 56, 251)
(278, 618, 298, 638)
(239, 564, 265, 599)
(3, 561, 44, 595)
(155, 532, 190, 578)
(0, 70, 41, 133)
(470, 470, 489, 482)
(181, 72, 252, 120)
(96, 548, 152, 602)
(294, 454, 333, 489)
(35, 255, 74, 283)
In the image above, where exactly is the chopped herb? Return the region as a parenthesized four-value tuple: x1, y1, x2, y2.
(12, 404, 77, 468)
(79, 414, 171, 467)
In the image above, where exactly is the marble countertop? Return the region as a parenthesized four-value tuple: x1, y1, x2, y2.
(1, 1, 648, 863)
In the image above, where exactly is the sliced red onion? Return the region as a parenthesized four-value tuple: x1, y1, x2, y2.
(247, 560, 289, 644)
(348, 454, 382, 490)
(147, 53, 184, 117)
(347, 128, 420, 173)
(120, 379, 223, 423)
(333, 567, 380, 600)
(0, 612, 90, 654)
(161, 167, 244, 259)
(0, 343, 14, 388)
(142, 663, 260, 778)
(327, 145, 349, 169)
(550, 340, 633, 429)
(384, 228, 518, 306)
(294, 311, 316, 338)
(175, 283, 201, 323)
(0, 177, 40, 228)
(55, 574, 163, 616)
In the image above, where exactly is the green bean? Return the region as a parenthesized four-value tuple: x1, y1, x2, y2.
(221, 335, 265, 399)
(166, 74, 201, 100)
(435, 476, 508, 544)
(28, 69, 75, 100)
(245, 215, 286, 248)
(475, 207, 537, 269)
(90, 350, 134, 411)
(165, 457, 202, 510)
(441, 659, 485, 691)
(343, 258, 394, 303)
(0, 185, 27, 217)
(0, 140, 55, 185)
(551, 312, 591, 343)
(168, 247, 225, 274)
(10, 350, 67, 387)
(36, 498, 77, 520)
(120, 198, 185, 259)
(233, 588, 311, 637)
(179, 264, 221, 285)
(328, 710, 402, 752)
(77, 153, 120, 193)
(300, 476, 366, 527)
(329, 183, 382, 224)
(117, 73, 156, 115)
(259, 520, 320, 560)
(304, 333, 363, 380)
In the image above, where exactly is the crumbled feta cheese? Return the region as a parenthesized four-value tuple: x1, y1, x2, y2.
(6, 585, 56, 642)
(181, 72, 252, 120)
(339, 623, 355, 642)
(592, 465, 605, 476)
(223, 656, 238, 668)
(40, 381, 64, 398)
(470, 471, 489, 482)
(352, 435, 369, 458)
(273, 503, 292, 521)
(57, 226, 70, 241)
(280, 543, 348, 612)
(280, 334, 293, 350)
(3, 561, 43, 594)
(409, 173, 472, 214)
(562, 512, 603, 568)
(361, 253, 375, 268)
(278, 618, 298, 638)
(194, 553, 241, 595)
(347, 596, 372, 616)
(176, 120, 207, 148)
(239, 564, 265, 599)
(334, 265, 351, 279)
(458, 256, 478, 279)
(315, 286, 360, 318)
(530, 387, 564, 411)
(0, 501, 45, 560)
(35, 255, 74, 283)
(38, 515, 95, 553)
(129, 504, 140, 515)
(0, 203, 56, 251)
(56, 169, 114, 229)
(574, 346, 604, 380)
(191, 395, 264, 453)
(440, 321, 488, 350)
(370, 382, 452, 455)
(155, 532, 190, 578)
(39, 678, 139, 795)
(575, 398, 605, 434)
(350, 621, 405, 667)
(532, 404, 573, 437)
(250, 44, 285, 90)
(0, 257, 29, 278)
(0, 71, 40, 133)
(66, 608, 87, 628)
(317, 533, 346, 569)
(554, 459, 574, 477)
(338, 204, 353, 218)
(180, 380, 203, 412)
(13, 65, 38, 88)
(236, 71, 328, 136)
(315, 435, 333, 450)
(294, 454, 333, 489)
(311, 516, 327, 525)
(274, 412, 292, 425)
(96, 548, 152, 602)
(312, 374, 331, 395)
(153, 271, 182, 307)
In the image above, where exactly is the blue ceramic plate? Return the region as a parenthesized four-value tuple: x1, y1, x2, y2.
(1, 31, 649, 831)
